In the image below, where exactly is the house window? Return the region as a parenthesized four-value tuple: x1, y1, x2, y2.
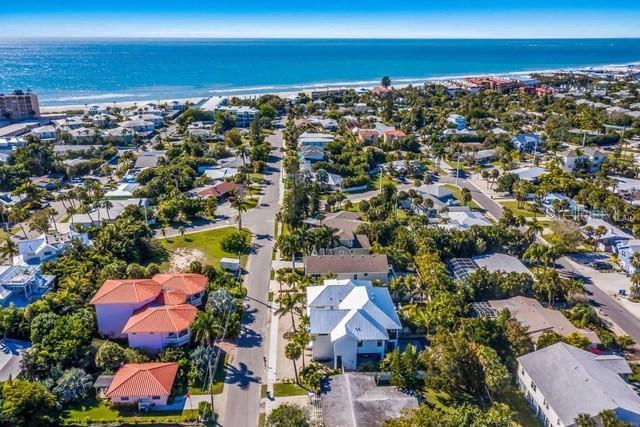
(364, 273, 368, 277)
(152, 396, 161, 400)
(357, 341, 363, 347)
(121, 397, 129, 401)
(376, 340, 382, 347)
(530, 381, 537, 392)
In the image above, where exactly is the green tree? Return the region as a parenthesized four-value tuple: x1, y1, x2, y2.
(285, 341, 302, 384)
(221, 230, 249, 256)
(0, 379, 59, 427)
(95, 341, 127, 374)
(266, 403, 309, 427)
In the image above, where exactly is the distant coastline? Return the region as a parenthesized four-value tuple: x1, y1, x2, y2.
(2, 38, 639, 111)
(38, 61, 640, 114)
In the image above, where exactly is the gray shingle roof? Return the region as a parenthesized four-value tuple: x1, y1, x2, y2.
(518, 343, 640, 425)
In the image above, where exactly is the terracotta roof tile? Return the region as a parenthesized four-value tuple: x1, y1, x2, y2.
(153, 273, 208, 297)
(106, 362, 178, 398)
(90, 279, 162, 305)
(122, 304, 198, 334)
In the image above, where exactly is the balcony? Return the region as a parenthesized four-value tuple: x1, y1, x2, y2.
(163, 330, 191, 346)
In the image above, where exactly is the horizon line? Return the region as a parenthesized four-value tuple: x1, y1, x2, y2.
(2, 35, 640, 41)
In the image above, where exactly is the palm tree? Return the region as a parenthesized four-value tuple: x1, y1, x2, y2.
(231, 196, 248, 230)
(285, 341, 302, 384)
(276, 233, 298, 270)
(275, 292, 304, 331)
(527, 218, 543, 239)
(7, 206, 28, 238)
(630, 273, 640, 300)
(237, 145, 250, 165)
(574, 413, 596, 427)
(0, 237, 18, 262)
(191, 311, 222, 345)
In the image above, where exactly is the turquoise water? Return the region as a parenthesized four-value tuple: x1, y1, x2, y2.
(1, 38, 640, 106)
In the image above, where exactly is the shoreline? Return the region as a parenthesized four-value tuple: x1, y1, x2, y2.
(39, 61, 640, 114)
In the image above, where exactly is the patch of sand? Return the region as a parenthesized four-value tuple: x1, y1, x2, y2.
(169, 248, 206, 272)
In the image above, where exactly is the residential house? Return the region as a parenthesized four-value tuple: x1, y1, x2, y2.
(478, 296, 600, 348)
(104, 362, 179, 408)
(615, 239, 640, 274)
(383, 129, 406, 144)
(441, 208, 492, 230)
(511, 133, 542, 152)
(0, 338, 31, 382)
(13, 230, 91, 266)
(132, 114, 164, 127)
(90, 273, 206, 352)
(320, 118, 338, 131)
(584, 218, 632, 251)
(298, 132, 334, 149)
(215, 105, 259, 127)
(300, 145, 325, 162)
(307, 279, 402, 370)
(190, 181, 243, 201)
(357, 129, 380, 144)
(30, 125, 57, 141)
(304, 211, 370, 256)
(0, 265, 55, 307)
(70, 198, 149, 228)
(448, 253, 531, 280)
(447, 114, 467, 131)
(321, 373, 418, 427)
(517, 343, 640, 426)
(101, 127, 135, 144)
(120, 119, 155, 134)
(510, 166, 546, 183)
(542, 193, 582, 217)
(105, 183, 140, 200)
(134, 151, 165, 169)
(68, 127, 98, 143)
(122, 304, 197, 353)
(303, 254, 390, 283)
(562, 147, 607, 173)
(201, 166, 238, 182)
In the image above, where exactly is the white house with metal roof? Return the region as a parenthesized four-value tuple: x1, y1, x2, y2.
(306, 279, 401, 370)
(518, 342, 640, 427)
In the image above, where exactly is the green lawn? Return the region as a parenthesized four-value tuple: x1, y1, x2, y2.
(273, 383, 308, 397)
(498, 200, 540, 218)
(64, 398, 197, 425)
(344, 201, 361, 213)
(497, 388, 539, 427)
(158, 226, 249, 269)
(442, 184, 481, 210)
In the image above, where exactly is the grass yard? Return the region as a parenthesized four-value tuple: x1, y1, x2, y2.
(158, 226, 250, 269)
(497, 388, 539, 427)
(273, 383, 308, 397)
(64, 397, 197, 425)
(499, 200, 540, 218)
(344, 201, 361, 213)
(442, 184, 481, 210)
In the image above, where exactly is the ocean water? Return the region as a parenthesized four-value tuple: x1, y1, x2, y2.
(1, 38, 640, 106)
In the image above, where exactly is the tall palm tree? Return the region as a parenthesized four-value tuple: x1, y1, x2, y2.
(191, 311, 222, 346)
(276, 233, 298, 270)
(7, 206, 28, 238)
(275, 292, 304, 331)
(285, 341, 302, 384)
(0, 237, 18, 262)
(230, 195, 248, 230)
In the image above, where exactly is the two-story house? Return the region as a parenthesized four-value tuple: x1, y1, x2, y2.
(303, 254, 390, 283)
(303, 211, 370, 256)
(307, 279, 402, 370)
(517, 343, 640, 426)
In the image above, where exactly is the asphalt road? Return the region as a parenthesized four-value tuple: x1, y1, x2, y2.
(557, 257, 640, 343)
(220, 127, 283, 427)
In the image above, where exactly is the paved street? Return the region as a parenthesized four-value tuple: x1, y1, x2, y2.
(220, 126, 283, 427)
(557, 256, 640, 343)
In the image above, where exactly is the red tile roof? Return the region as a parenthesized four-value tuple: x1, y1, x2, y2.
(90, 279, 162, 305)
(153, 273, 208, 297)
(196, 182, 242, 198)
(122, 304, 198, 334)
(106, 362, 178, 398)
(384, 130, 406, 137)
(154, 289, 189, 306)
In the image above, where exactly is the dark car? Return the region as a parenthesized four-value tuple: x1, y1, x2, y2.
(589, 261, 613, 272)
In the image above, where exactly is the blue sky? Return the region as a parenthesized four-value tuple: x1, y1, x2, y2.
(2, 1, 640, 38)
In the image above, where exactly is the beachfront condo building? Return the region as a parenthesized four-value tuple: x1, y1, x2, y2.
(0, 90, 40, 120)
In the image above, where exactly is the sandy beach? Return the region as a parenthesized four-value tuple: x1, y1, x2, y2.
(38, 62, 640, 115)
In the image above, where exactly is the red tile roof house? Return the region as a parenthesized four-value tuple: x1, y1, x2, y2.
(383, 130, 406, 144)
(105, 362, 178, 408)
(191, 181, 244, 201)
(357, 129, 380, 144)
(90, 273, 206, 353)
